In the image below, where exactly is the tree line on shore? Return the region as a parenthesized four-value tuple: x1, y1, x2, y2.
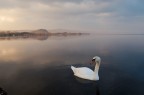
(0, 29, 89, 37)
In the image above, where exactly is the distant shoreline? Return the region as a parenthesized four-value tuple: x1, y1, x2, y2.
(0, 29, 89, 41)
(0, 29, 89, 36)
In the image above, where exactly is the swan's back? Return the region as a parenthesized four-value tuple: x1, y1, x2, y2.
(71, 66, 95, 80)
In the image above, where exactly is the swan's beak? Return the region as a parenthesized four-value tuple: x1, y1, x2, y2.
(90, 59, 95, 65)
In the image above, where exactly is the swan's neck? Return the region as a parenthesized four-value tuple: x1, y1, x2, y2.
(92, 61, 100, 80)
(94, 61, 100, 74)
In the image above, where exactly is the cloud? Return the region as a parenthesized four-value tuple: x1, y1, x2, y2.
(0, 0, 144, 33)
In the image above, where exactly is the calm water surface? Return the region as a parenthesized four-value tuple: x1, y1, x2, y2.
(0, 34, 144, 95)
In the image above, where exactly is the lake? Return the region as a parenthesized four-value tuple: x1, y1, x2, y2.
(0, 34, 144, 95)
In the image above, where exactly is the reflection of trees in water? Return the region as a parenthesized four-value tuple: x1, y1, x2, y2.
(0, 29, 48, 41)
(0, 34, 49, 41)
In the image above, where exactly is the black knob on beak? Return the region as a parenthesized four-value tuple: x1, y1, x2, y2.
(90, 59, 95, 65)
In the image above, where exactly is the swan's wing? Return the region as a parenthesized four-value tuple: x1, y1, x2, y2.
(75, 67, 94, 74)
(74, 67, 94, 80)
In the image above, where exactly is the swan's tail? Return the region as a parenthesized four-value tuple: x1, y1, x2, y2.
(71, 66, 76, 73)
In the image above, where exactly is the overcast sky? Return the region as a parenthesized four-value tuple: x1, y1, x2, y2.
(0, 0, 144, 33)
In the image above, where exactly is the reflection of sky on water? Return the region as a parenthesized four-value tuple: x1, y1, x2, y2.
(0, 35, 144, 95)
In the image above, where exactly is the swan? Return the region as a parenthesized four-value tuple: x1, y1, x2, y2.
(71, 56, 101, 81)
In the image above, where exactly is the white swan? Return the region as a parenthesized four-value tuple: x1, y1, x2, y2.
(71, 56, 101, 81)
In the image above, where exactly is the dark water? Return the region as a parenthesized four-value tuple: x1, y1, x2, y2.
(0, 34, 144, 95)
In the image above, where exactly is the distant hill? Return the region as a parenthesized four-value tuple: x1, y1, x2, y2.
(48, 29, 86, 33)
(32, 29, 49, 35)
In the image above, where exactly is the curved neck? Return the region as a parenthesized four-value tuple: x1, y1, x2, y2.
(94, 61, 100, 73)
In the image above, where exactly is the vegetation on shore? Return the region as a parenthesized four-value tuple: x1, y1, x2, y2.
(0, 29, 89, 37)
(0, 29, 89, 40)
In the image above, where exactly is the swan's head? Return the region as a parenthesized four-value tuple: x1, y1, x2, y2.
(91, 56, 101, 64)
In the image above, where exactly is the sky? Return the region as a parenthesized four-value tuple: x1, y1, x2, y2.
(0, 0, 144, 33)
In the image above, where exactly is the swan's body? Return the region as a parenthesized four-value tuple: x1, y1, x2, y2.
(71, 56, 101, 81)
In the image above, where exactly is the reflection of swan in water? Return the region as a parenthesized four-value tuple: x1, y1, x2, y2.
(71, 56, 101, 81)
(75, 77, 100, 95)
(96, 83, 100, 95)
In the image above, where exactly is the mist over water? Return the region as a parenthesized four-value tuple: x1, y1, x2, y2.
(0, 34, 144, 95)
